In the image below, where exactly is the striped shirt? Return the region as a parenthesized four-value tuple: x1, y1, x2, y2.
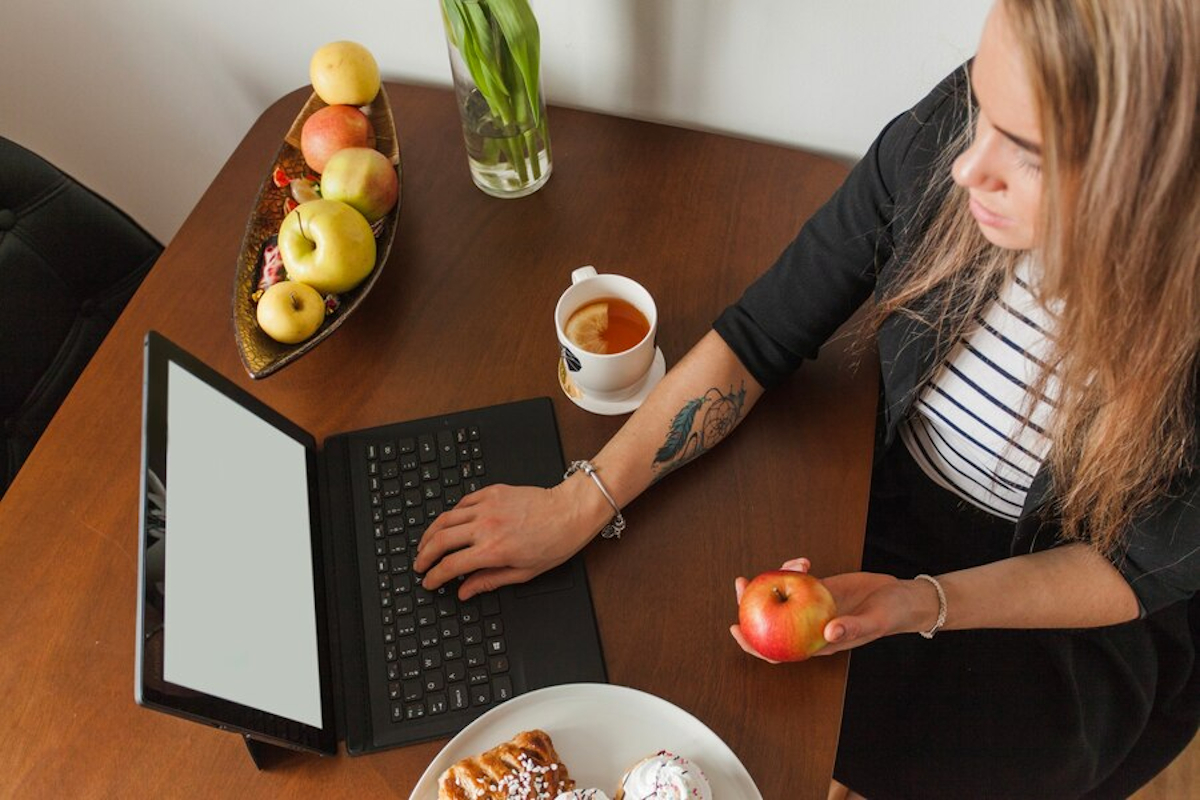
(900, 259, 1060, 521)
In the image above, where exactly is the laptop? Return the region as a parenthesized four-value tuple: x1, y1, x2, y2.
(135, 331, 606, 758)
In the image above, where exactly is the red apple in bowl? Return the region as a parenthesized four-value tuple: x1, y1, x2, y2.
(738, 570, 836, 662)
(320, 147, 398, 223)
(300, 105, 375, 173)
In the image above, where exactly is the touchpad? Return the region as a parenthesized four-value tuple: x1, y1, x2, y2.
(515, 561, 574, 598)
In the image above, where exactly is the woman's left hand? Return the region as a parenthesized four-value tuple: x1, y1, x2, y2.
(731, 559, 936, 660)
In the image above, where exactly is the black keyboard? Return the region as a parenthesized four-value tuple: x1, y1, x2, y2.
(360, 424, 515, 726)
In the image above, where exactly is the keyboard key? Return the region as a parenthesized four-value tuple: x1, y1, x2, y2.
(484, 618, 503, 636)
(463, 626, 482, 646)
(445, 659, 466, 683)
(386, 518, 404, 536)
(385, 498, 405, 517)
(381, 608, 394, 626)
(488, 655, 509, 674)
(440, 618, 460, 640)
(404, 508, 425, 528)
(380, 593, 392, 609)
(401, 470, 420, 490)
(381, 462, 398, 480)
(398, 437, 416, 455)
(398, 637, 418, 658)
(464, 478, 483, 494)
(418, 435, 436, 463)
(395, 594, 414, 615)
(419, 463, 439, 482)
(419, 627, 440, 649)
(460, 604, 480, 624)
(374, 539, 387, 557)
(374, 523, 386, 539)
(395, 616, 416, 637)
(443, 639, 464, 660)
(424, 671, 445, 693)
(385, 644, 397, 662)
(442, 470, 460, 487)
(387, 662, 401, 681)
(449, 683, 469, 711)
(468, 667, 489, 686)
(470, 443, 484, 459)
(486, 637, 506, 656)
(455, 428, 468, 444)
(421, 649, 442, 670)
(393, 574, 413, 594)
(427, 694, 448, 715)
(381, 442, 397, 460)
(422, 481, 442, 500)
(382, 479, 400, 498)
(387, 535, 407, 555)
(471, 685, 491, 706)
(369, 476, 381, 493)
(405, 703, 425, 721)
(469, 426, 480, 441)
(382, 625, 395, 644)
(366, 444, 378, 460)
(444, 486, 463, 507)
(425, 500, 443, 519)
(400, 657, 420, 680)
(414, 586, 434, 606)
(465, 647, 485, 668)
(457, 444, 471, 462)
(388, 681, 401, 700)
(367, 461, 379, 477)
(370, 492, 382, 507)
(473, 460, 486, 477)
(390, 702, 403, 722)
(416, 606, 437, 628)
(436, 597, 457, 618)
(402, 679, 422, 701)
(494, 675, 513, 702)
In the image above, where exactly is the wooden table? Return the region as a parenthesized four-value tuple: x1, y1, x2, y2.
(0, 82, 876, 798)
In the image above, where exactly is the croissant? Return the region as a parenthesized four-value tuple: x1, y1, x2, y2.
(437, 729, 575, 800)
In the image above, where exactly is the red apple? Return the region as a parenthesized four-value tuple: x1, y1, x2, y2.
(300, 105, 375, 173)
(738, 570, 836, 662)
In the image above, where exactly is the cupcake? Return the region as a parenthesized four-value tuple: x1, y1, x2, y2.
(555, 791, 611, 800)
(614, 751, 712, 800)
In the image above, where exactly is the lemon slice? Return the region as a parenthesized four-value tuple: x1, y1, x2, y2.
(565, 301, 610, 354)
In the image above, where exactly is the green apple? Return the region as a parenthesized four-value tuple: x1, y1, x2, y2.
(278, 199, 376, 294)
(256, 280, 326, 344)
(310, 41, 381, 107)
(320, 147, 398, 223)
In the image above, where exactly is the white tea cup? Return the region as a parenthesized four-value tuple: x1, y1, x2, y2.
(554, 266, 658, 401)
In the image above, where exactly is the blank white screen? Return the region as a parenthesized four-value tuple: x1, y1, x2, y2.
(162, 362, 323, 729)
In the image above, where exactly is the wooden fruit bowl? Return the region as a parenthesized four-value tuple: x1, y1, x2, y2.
(232, 90, 402, 379)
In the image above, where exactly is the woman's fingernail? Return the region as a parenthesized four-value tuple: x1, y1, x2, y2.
(828, 625, 844, 642)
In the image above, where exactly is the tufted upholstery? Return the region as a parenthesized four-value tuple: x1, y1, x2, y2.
(0, 136, 161, 498)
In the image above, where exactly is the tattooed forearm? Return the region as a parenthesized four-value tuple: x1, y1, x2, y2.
(651, 382, 747, 480)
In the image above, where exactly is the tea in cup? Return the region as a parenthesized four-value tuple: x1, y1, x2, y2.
(555, 266, 658, 402)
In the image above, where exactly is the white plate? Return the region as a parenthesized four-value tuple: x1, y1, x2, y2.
(557, 348, 667, 416)
(409, 682, 762, 799)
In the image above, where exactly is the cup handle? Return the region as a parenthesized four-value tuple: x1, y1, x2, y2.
(571, 265, 598, 285)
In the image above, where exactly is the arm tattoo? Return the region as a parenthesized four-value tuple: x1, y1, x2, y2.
(651, 382, 747, 480)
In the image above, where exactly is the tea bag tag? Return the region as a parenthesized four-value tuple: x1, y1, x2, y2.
(571, 265, 598, 285)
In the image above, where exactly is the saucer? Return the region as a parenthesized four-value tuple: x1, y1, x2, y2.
(558, 347, 666, 415)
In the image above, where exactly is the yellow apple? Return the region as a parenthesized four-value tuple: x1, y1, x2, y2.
(277, 199, 376, 294)
(256, 281, 326, 344)
(320, 147, 398, 223)
(310, 41, 381, 107)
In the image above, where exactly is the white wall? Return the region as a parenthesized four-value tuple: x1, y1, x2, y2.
(1, 1, 990, 243)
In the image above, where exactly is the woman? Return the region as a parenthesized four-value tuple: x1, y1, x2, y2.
(416, 1, 1199, 795)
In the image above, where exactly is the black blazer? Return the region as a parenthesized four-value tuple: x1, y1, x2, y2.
(713, 66, 1199, 615)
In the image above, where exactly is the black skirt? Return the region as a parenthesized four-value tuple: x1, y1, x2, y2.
(833, 442, 1200, 799)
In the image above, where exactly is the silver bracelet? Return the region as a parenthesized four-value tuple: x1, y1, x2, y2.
(914, 574, 947, 639)
(564, 460, 625, 539)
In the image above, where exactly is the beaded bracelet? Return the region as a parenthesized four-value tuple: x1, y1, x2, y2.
(564, 460, 625, 539)
(914, 573, 947, 639)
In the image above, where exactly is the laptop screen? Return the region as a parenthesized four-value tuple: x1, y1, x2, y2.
(161, 361, 322, 728)
(137, 333, 336, 754)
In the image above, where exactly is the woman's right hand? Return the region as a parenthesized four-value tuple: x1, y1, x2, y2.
(413, 474, 610, 600)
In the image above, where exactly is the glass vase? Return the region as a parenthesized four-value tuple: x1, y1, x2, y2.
(441, 0, 552, 198)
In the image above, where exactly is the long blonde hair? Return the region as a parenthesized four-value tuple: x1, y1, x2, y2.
(875, 0, 1199, 555)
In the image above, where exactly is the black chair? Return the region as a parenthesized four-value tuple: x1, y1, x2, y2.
(0, 136, 162, 498)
